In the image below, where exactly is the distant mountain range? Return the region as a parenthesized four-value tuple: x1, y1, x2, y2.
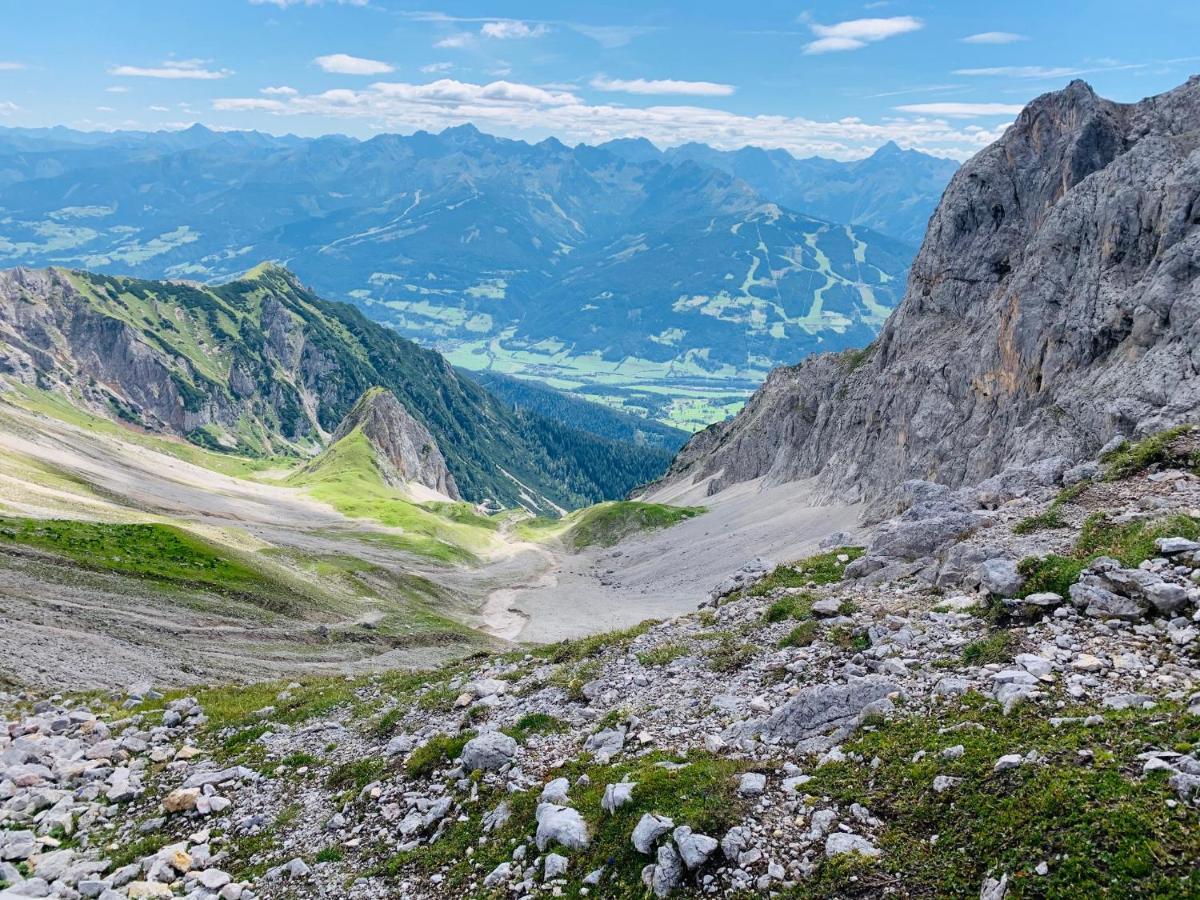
(0, 124, 956, 429)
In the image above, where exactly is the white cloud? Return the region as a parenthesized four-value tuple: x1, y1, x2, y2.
(96, 106, 115, 113)
(895, 102, 1025, 118)
(149, 105, 171, 112)
(962, 32, 1027, 45)
(110, 60, 231, 80)
(106, 85, 131, 93)
(435, 33, 472, 49)
(803, 16, 923, 54)
(0, 62, 25, 71)
(481, 21, 548, 40)
(420, 62, 454, 74)
(0, 101, 18, 115)
(590, 75, 735, 97)
(261, 85, 299, 95)
(314, 53, 394, 75)
(568, 24, 655, 48)
(209, 76, 1008, 160)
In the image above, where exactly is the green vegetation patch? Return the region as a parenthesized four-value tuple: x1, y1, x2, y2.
(529, 620, 661, 664)
(503, 712, 569, 743)
(743, 547, 865, 598)
(636, 643, 690, 667)
(1101, 425, 1200, 481)
(778, 620, 819, 649)
(286, 428, 494, 563)
(798, 696, 1200, 898)
(1018, 513, 1200, 598)
(764, 591, 815, 622)
(564, 501, 705, 551)
(404, 732, 474, 779)
(0, 516, 292, 607)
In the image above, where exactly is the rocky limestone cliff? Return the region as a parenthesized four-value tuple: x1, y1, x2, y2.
(330, 388, 460, 499)
(661, 77, 1200, 511)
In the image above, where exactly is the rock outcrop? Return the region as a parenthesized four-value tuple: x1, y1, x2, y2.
(659, 77, 1200, 511)
(327, 388, 459, 499)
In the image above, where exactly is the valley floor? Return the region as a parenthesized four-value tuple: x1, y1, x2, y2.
(0, 394, 855, 689)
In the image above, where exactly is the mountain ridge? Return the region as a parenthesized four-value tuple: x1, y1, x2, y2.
(0, 263, 670, 512)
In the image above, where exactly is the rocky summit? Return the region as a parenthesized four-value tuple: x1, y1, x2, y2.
(661, 77, 1200, 510)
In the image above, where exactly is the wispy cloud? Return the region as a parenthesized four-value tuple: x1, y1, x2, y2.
(867, 83, 965, 99)
(261, 85, 299, 95)
(568, 24, 656, 48)
(590, 75, 735, 97)
(211, 76, 1006, 160)
(105, 85, 131, 93)
(149, 105, 171, 112)
(895, 101, 1025, 118)
(962, 32, 1027, 45)
(404, 12, 653, 48)
(954, 63, 1144, 78)
(110, 60, 232, 80)
(0, 62, 26, 71)
(420, 62, 454, 74)
(0, 101, 19, 115)
(314, 53, 394, 75)
(249, 0, 368, 7)
(802, 16, 923, 55)
(481, 20, 548, 39)
(435, 33, 473, 49)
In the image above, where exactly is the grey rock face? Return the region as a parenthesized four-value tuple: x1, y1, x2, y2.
(657, 77, 1200, 511)
(460, 731, 518, 773)
(747, 677, 898, 748)
(977, 558, 1024, 599)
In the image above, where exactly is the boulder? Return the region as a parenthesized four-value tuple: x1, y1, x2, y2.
(748, 677, 899, 749)
(632, 813, 674, 854)
(535, 804, 589, 851)
(673, 826, 719, 869)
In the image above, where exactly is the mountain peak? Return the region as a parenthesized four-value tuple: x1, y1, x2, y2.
(322, 388, 460, 500)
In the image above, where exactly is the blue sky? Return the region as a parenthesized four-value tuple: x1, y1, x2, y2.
(1, 0, 1197, 159)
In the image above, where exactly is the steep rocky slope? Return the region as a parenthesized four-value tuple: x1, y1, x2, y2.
(0, 264, 668, 511)
(661, 77, 1200, 509)
(2, 431, 1197, 899)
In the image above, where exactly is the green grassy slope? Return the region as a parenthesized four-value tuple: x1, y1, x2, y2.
(18, 265, 674, 512)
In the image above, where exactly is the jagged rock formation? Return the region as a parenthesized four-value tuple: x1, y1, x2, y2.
(329, 388, 459, 499)
(661, 77, 1200, 510)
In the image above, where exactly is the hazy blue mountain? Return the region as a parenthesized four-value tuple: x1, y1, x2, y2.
(467, 370, 690, 452)
(0, 123, 948, 428)
(600, 139, 959, 246)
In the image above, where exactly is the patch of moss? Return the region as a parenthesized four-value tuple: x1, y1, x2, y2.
(404, 732, 474, 779)
(745, 548, 865, 598)
(764, 592, 815, 623)
(636, 643, 689, 667)
(960, 631, 1015, 666)
(797, 695, 1200, 898)
(707, 634, 756, 672)
(1102, 425, 1200, 481)
(779, 620, 818, 648)
(1018, 513, 1200, 598)
(504, 712, 569, 743)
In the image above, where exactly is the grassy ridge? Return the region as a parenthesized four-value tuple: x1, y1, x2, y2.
(285, 428, 498, 564)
